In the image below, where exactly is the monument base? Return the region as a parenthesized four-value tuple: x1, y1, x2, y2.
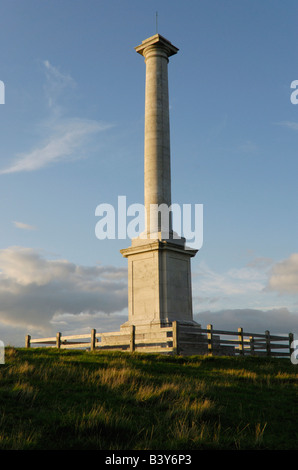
(120, 238, 197, 327)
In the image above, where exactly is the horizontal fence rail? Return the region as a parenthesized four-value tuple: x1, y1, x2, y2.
(176, 324, 294, 358)
(25, 325, 174, 354)
(25, 323, 294, 358)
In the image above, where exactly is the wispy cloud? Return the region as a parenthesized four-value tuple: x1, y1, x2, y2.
(193, 261, 269, 298)
(276, 121, 298, 131)
(43, 60, 76, 114)
(237, 140, 259, 154)
(0, 118, 109, 174)
(0, 60, 112, 175)
(13, 221, 37, 231)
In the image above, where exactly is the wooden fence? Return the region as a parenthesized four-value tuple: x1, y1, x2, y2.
(25, 322, 294, 358)
(175, 323, 294, 358)
(25, 324, 174, 354)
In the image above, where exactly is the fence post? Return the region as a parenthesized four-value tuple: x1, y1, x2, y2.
(207, 324, 213, 356)
(91, 329, 96, 351)
(25, 335, 31, 348)
(249, 336, 255, 356)
(56, 332, 61, 349)
(289, 332, 294, 358)
(130, 325, 135, 352)
(265, 330, 271, 356)
(238, 328, 244, 355)
(173, 321, 179, 355)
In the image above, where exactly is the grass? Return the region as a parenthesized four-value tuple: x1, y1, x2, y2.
(0, 347, 297, 450)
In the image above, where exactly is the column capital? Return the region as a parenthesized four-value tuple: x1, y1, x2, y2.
(135, 34, 179, 58)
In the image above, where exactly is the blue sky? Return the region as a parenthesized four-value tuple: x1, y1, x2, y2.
(0, 0, 298, 346)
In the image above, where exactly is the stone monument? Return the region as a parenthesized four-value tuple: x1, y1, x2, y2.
(120, 34, 197, 329)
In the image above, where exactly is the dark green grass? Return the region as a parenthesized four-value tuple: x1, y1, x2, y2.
(0, 347, 297, 450)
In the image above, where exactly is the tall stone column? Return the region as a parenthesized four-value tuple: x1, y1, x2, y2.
(135, 35, 178, 237)
(120, 34, 197, 328)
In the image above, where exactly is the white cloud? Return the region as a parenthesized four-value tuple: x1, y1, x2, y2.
(13, 221, 37, 231)
(267, 253, 298, 294)
(191, 256, 298, 315)
(0, 247, 128, 336)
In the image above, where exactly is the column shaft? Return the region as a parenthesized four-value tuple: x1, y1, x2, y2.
(143, 46, 172, 235)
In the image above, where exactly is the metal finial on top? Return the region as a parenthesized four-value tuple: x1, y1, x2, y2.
(156, 11, 158, 33)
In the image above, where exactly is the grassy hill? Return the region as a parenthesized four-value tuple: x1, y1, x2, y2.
(0, 347, 297, 450)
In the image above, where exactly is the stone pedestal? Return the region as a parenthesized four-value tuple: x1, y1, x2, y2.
(120, 240, 197, 328)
